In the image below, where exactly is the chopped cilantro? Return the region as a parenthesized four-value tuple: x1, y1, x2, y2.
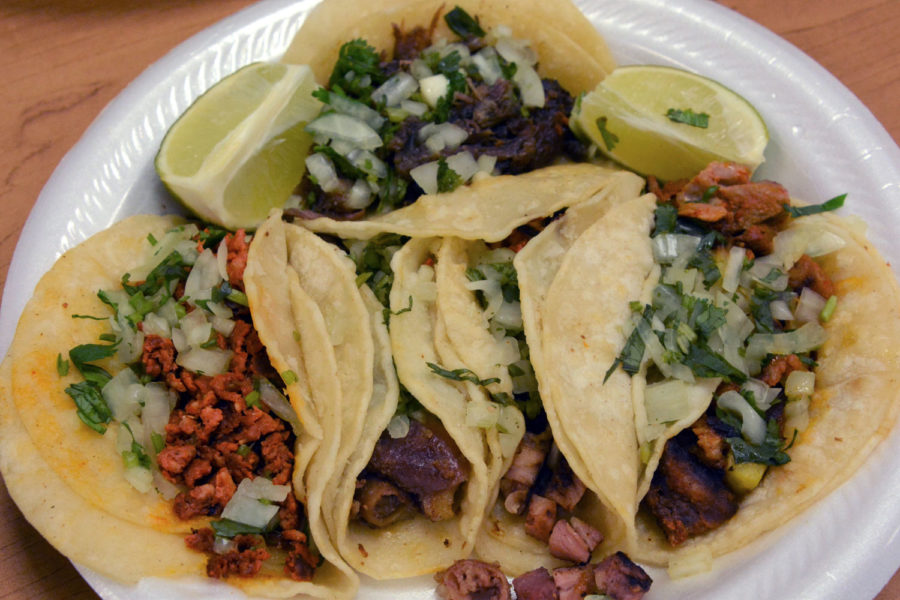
(445, 6, 485, 38)
(71, 313, 107, 320)
(820, 295, 838, 322)
(595, 116, 619, 151)
(69, 342, 118, 386)
(328, 39, 384, 99)
(717, 412, 791, 466)
(151, 431, 166, 454)
(196, 226, 229, 250)
(652, 204, 678, 236)
(211, 518, 269, 538)
(665, 108, 709, 128)
(700, 185, 719, 203)
(146, 233, 158, 246)
(65, 381, 112, 434)
(427, 362, 501, 386)
(436, 158, 463, 193)
(56, 353, 70, 377)
(281, 370, 298, 386)
(683, 341, 747, 382)
(605, 306, 651, 381)
(245, 390, 261, 408)
(784, 193, 846, 218)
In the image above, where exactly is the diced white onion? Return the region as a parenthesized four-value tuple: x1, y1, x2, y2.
(420, 122, 469, 154)
(513, 63, 545, 108)
(220, 478, 288, 529)
(400, 99, 428, 117)
(176, 347, 233, 376)
(476, 153, 497, 175)
(409, 58, 433, 80)
(794, 287, 826, 323)
(372, 72, 419, 107)
(740, 378, 774, 410)
(141, 383, 175, 437)
(465, 278, 503, 320)
(387, 414, 410, 439)
(184, 249, 222, 304)
(784, 396, 810, 434)
(305, 152, 341, 192)
(258, 379, 302, 435)
(213, 536, 237, 555)
(141, 312, 171, 338)
(305, 112, 383, 151)
(344, 179, 375, 210)
(717, 390, 767, 445)
(495, 36, 538, 67)
(324, 93, 385, 130)
(102, 369, 143, 421)
(346, 148, 388, 179)
(419, 74, 449, 108)
(785, 370, 815, 398)
(410, 160, 440, 195)
(745, 322, 827, 373)
(445, 151, 479, 183)
(769, 299, 794, 321)
(644, 380, 694, 425)
(182, 309, 212, 347)
(746, 257, 788, 291)
(170, 327, 188, 353)
(721, 246, 746, 293)
(153, 469, 181, 500)
(472, 47, 503, 85)
(123, 466, 154, 494)
(492, 300, 523, 330)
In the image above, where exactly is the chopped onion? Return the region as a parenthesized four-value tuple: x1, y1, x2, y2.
(784, 396, 810, 434)
(184, 249, 222, 305)
(794, 286, 826, 323)
(444, 151, 479, 183)
(305, 152, 340, 192)
(476, 153, 497, 175)
(771, 223, 846, 269)
(213, 536, 237, 555)
(492, 299, 523, 330)
(258, 379, 302, 435)
(221, 478, 289, 529)
(510, 360, 538, 394)
(387, 414, 410, 439)
(745, 322, 827, 372)
(740, 378, 775, 410)
(495, 36, 538, 67)
(305, 112, 383, 151)
(419, 74, 449, 108)
(153, 469, 181, 500)
(141, 312, 171, 337)
(410, 160, 440, 195)
(420, 122, 469, 154)
(182, 308, 212, 347)
(324, 92, 385, 130)
(346, 148, 388, 179)
(345, 179, 374, 210)
(176, 347, 233, 376)
(769, 299, 794, 321)
(497, 405, 524, 436)
(746, 257, 788, 291)
(372, 72, 418, 107)
(409, 58, 433, 80)
(466, 278, 503, 320)
(102, 369, 143, 421)
(400, 99, 428, 117)
(785, 370, 815, 398)
(512, 63, 545, 108)
(472, 47, 503, 85)
(123, 466, 153, 494)
(717, 390, 766, 445)
(722, 246, 746, 293)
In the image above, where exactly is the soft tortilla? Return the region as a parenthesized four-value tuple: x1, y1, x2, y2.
(0, 215, 357, 598)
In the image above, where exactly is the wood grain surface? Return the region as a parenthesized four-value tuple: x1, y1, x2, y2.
(1, 1, 898, 599)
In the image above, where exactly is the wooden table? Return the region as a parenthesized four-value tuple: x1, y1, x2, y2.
(1, 1, 898, 598)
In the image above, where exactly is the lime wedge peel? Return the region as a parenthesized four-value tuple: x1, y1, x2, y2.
(571, 65, 769, 181)
(155, 62, 322, 230)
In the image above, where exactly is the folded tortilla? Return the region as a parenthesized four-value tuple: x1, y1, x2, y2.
(0, 215, 357, 599)
(525, 196, 900, 567)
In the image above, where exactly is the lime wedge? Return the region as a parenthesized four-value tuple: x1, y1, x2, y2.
(155, 62, 322, 230)
(571, 65, 768, 181)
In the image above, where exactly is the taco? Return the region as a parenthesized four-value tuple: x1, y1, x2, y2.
(528, 162, 900, 568)
(248, 211, 500, 579)
(279, 0, 618, 238)
(0, 215, 357, 598)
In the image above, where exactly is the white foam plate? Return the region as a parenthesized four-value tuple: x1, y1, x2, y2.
(2, 0, 899, 598)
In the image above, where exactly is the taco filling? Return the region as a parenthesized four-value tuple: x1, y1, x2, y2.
(61, 224, 320, 580)
(293, 6, 587, 219)
(611, 161, 844, 546)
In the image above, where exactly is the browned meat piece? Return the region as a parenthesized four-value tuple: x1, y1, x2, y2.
(223, 230, 250, 290)
(570, 517, 603, 552)
(788, 254, 835, 298)
(368, 417, 469, 498)
(142, 334, 177, 378)
(356, 478, 415, 527)
(593, 552, 653, 600)
(184, 527, 215, 553)
(391, 9, 440, 62)
(716, 182, 789, 234)
(548, 519, 591, 563)
(552, 566, 593, 600)
(421, 487, 458, 522)
(260, 430, 294, 485)
(278, 529, 317, 582)
(157, 444, 197, 477)
(513, 567, 558, 600)
(733, 223, 776, 256)
(525, 494, 557, 542)
(760, 354, 807, 387)
(501, 429, 552, 515)
(647, 175, 689, 204)
(436, 559, 511, 600)
(643, 438, 738, 546)
(543, 455, 586, 512)
(469, 79, 521, 129)
(206, 535, 270, 579)
(690, 414, 730, 470)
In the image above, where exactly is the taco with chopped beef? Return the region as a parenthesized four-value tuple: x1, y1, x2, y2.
(0, 215, 357, 598)
(279, 0, 618, 239)
(525, 162, 900, 568)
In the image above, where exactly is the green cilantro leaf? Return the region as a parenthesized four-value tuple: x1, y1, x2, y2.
(784, 193, 846, 218)
(595, 116, 619, 151)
